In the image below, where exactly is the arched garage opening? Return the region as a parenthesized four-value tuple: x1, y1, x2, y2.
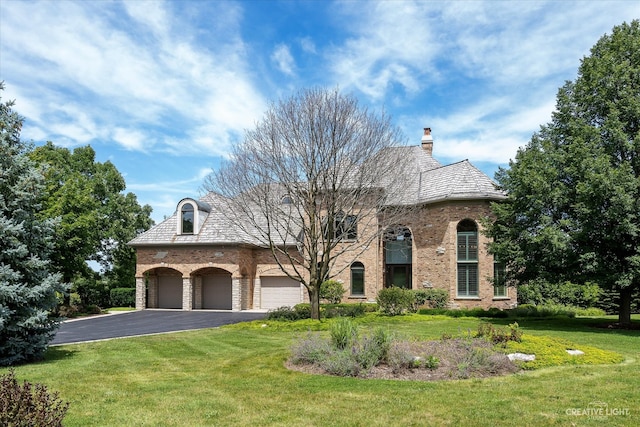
(154, 267, 183, 309)
(194, 267, 232, 310)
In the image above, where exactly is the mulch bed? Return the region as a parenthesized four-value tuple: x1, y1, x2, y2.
(287, 338, 521, 381)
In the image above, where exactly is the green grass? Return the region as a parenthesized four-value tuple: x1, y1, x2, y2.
(4, 314, 639, 426)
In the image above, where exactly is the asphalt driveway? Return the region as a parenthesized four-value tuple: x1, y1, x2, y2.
(51, 310, 267, 345)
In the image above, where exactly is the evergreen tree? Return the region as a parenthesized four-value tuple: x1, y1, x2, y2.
(0, 83, 67, 365)
(485, 21, 640, 326)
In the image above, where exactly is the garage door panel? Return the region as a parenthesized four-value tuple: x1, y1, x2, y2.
(202, 274, 232, 309)
(260, 276, 301, 309)
(158, 276, 182, 309)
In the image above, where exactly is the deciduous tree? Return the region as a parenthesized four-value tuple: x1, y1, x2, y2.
(204, 87, 412, 319)
(29, 142, 153, 306)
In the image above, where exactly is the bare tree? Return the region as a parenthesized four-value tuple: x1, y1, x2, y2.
(204, 87, 415, 319)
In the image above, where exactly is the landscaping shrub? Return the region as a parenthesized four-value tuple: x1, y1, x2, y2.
(0, 370, 69, 427)
(476, 322, 522, 345)
(517, 279, 601, 308)
(320, 280, 346, 304)
(371, 327, 393, 363)
(573, 307, 607, 316)
(109, 287, 136, 307)
(290, 333, 332, 365)
(419, 307, 508, 318)
(508, 304, 576, 318)
(387, 341, 419, 373)
(267, 304, 312, 321)
(377, 287, 415, 315)
(413, 289, 449, 309)
(353, 334, 386, 371)
(291, 319, 397, 377)
(293, 304, 312, 319)
(267, 306, 301, 321)
(268, 303, 373, 321)
(322, 349, 362, 377)
(323, 303, 367, 318)
(330, 318, 359, 350)
(419, 304, 601, 320)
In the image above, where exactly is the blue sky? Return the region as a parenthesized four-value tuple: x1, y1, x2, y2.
(1, 0, 638, 223)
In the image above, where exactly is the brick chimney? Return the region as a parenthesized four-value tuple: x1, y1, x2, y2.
(421, 127, 433, 155)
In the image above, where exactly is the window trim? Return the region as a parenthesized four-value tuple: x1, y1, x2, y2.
(177, 199, 199, 235)
(493, 262, 508, 298)
(334, 211, 358, 241)
(350, 262, 365, 296)
(456, 220, 479, 298)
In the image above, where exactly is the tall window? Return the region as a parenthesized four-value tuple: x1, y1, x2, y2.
(493, 263, 507, 297)
(181, 203, 194, 234)
(350, 262, 365, 296)
(384, 226, 412, 289)
(457, 219, 478, 297)
(334, 211, 357, 241)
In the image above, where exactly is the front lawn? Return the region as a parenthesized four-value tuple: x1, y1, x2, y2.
(4, 314, 639, 426)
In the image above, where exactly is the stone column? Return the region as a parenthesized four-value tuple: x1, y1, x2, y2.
(253, 277, 261, 310)
(182, 277, 193, 311)
(135, 277, 146, 310)
(232, 277, 241, 311)
(193, 276, 202, 309)
(147, 275, 158, 308)
(240, 277, 251, 310)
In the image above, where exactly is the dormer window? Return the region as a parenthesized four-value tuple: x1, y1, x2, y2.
(181, 203, 194, 234)
(176, 198, 212, 236)
(281, 195, 293, 205)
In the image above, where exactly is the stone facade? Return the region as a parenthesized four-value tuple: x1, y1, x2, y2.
(328, 200, 515, 309)
(129, 130, 516, 311)
(131, 199, 515, 311)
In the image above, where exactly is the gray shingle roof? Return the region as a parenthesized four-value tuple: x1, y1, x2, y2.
(416, 159, 506, 204)
(129, 145, 504, 247)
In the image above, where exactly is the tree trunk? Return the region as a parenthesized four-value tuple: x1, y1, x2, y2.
(309, 285, 321, 320)
(618, 287, 632, 327)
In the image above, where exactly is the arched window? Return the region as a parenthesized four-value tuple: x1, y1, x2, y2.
(350, 262, 365, 296)
(181, 203, 194, 234)
(457, 219, 478, 297)
(281, 195, 293, 205)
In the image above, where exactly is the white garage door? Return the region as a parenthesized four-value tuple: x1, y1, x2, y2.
(158, 275, 182, 309)
(202, 274, 232, 310)
(260, 276, 302, 309)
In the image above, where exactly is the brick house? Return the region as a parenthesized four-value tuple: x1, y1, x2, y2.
(129, 129, 515, 311)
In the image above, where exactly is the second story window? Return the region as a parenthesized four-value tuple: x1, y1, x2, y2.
(181, 203, 194, 234)
(335, 211, 357, 241)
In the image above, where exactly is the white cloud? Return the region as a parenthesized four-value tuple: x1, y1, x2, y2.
(299, 37, 317, 54)
(422, 98, 556, 164)
(271, 44, 296, 76)
(122, 0, 170, 37)
(0, 0, 265, 154)
(328, 1, 438, 99)
(112, 128, 148, 151)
